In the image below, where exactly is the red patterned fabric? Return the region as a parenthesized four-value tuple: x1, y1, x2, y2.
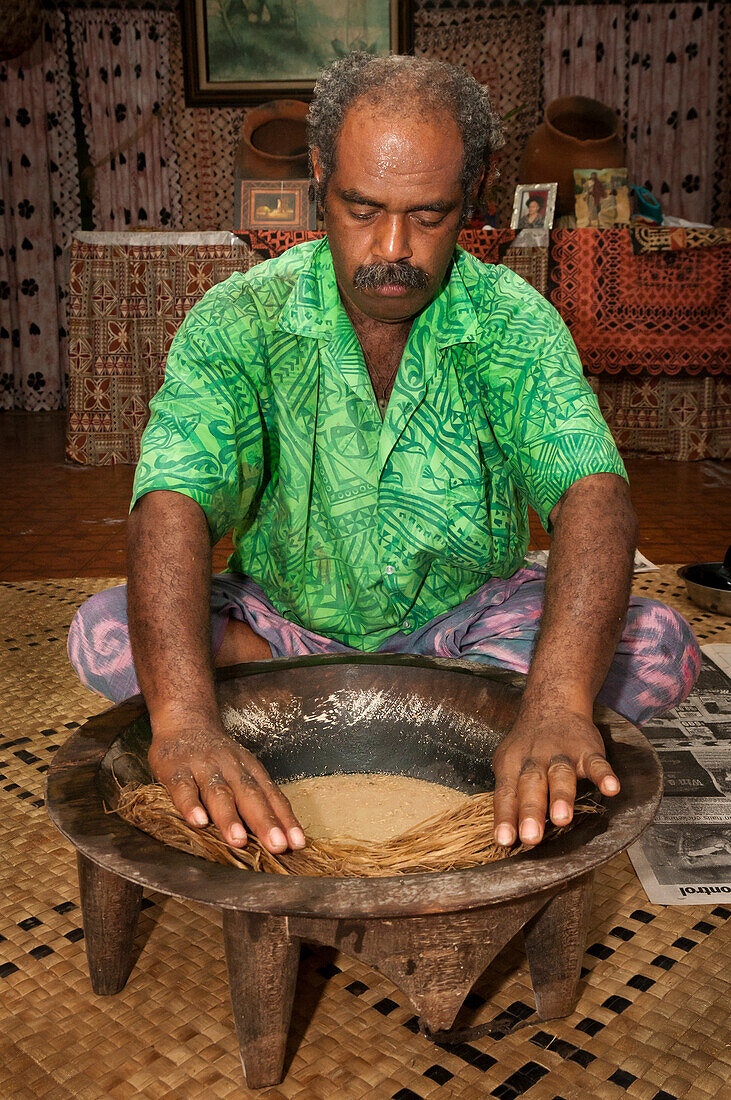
(630, 226, 731, 254)
(238, 229, 324, 256)
(239, 228, 517, 265)
(550, 228, 731, 376)
(458, 229, 516, 264)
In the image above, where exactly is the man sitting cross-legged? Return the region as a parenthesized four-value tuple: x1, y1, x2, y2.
(69, 53, 701, 859)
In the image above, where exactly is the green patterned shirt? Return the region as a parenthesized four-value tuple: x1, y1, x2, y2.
(132, 238, 626, 651)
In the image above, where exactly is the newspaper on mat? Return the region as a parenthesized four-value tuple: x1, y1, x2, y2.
(524, 549, 659, 573)
(628, 646, 731, 905)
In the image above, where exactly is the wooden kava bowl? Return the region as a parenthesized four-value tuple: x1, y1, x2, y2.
(47, 655, 662, 1089)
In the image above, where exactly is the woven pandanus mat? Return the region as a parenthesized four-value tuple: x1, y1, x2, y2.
(0, 575, 729, 1099)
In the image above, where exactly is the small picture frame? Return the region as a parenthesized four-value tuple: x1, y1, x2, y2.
(234, 179, 316, 233)
(573, 168, 631, 228)
(510, 183, 557, 231)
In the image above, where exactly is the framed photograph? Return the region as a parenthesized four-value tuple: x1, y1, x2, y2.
(234, 179, 317, 232)
(574, 168, 630, 228)
(183, 0, 413, 107)
(510, 183, 557, 231)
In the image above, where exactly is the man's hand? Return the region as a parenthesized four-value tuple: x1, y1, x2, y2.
(148, 717, 306, 854)
(489, 473, 635, 848)
(492, 704, 620, 847)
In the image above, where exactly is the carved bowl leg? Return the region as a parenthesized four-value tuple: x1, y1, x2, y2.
(77, 853, 143, 996)
(222, 910, 300, 1089)
(220, 881, 594, 1089)
(524, 872, 594, 1019)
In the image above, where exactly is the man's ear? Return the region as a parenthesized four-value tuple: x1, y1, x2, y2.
(311, 147, 323, 187)
(478, 156, 500, 202)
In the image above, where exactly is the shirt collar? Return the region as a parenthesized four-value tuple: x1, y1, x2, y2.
(277, 237, 342, 340)
(278, 238, 480, 348)
(416, 248, 479, 349)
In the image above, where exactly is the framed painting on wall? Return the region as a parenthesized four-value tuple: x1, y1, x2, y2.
(182, 0, 413, 107)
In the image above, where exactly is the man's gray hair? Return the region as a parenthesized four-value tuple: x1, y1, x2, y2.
(307, 52, 504, 218)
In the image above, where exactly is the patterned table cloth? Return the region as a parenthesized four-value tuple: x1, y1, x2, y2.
(66, 230, 729, 465)
(550, 228, 731, 377)
(66, 237, 256, 465)
(549, 228, 731, 460)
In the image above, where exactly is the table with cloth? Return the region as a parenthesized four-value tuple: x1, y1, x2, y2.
(65, 228, 731, 466)
(549, 228, 731, 462)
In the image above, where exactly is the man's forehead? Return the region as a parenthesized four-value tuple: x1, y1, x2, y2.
(339, 99, 461, 145)
(333, 102, 464, 184)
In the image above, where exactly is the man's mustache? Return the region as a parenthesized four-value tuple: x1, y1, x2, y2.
(352, 260, 430, 291)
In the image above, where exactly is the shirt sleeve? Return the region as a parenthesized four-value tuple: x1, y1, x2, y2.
(490, 290, 627, 531)
(130, 280, 264, 542)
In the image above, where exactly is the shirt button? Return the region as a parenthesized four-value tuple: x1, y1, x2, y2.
(403, 620, 411, 630)
(384, 565, 395, 576)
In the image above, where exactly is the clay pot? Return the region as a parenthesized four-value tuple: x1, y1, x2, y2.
(518, 96, 625, 217)
(234, 99, 310, 182)
(0, 0, 43, 61)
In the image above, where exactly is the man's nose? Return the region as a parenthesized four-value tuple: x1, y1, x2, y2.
(373, 215, 412, 263)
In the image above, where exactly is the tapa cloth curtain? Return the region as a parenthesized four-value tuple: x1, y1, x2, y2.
(544, 3, 721, 225)
(68, 9, 182, 231)
(413, 0, 544, 227)
(626, 3, 721, 226)
(167, 16, 247, 232)
(544, 5, 626, 117)
(0, 13, 79, 411)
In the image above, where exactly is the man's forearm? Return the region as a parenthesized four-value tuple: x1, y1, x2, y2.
(522, 473, 638, 718)
(126, 490, 304, 852)
(127, 490, 218, 727)
(491, 473, 634, 846)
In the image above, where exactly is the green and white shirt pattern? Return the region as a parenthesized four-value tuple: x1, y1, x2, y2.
(131, 238, 626, 651)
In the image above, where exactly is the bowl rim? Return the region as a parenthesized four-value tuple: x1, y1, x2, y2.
(47, 654, 662, 919)
(676, 563, 731, 594)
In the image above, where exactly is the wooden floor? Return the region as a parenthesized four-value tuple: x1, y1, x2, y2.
(1, 411, 729, 581)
